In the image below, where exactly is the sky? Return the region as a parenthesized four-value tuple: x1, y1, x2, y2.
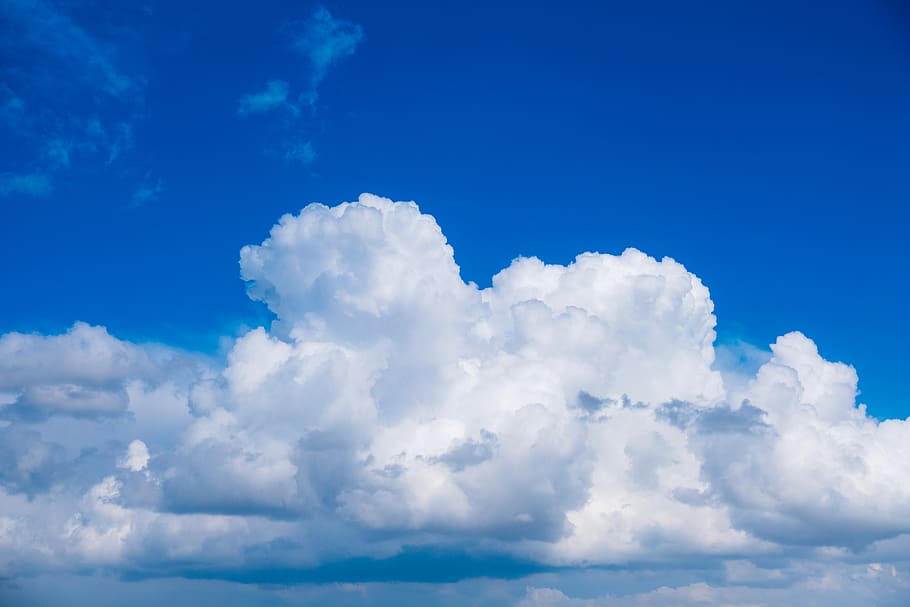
(1, 1, 910, 605)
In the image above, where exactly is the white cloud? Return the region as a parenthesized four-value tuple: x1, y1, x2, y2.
(118, 440, 150, 473)
(0, 323, 154, 393)
(0, 322, 190, 422)
(1, 194, 909, 605)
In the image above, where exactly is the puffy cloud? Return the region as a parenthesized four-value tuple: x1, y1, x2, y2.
(0, 322, 158, 420)
(1, 194, 909, 605)
(695, 332, 910, 548)
(0, 322, 151, 389)
(118, 440, 150, 473)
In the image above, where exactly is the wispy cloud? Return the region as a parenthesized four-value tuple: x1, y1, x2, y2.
(130, 178, 163, 208)
(0, 85, 26, 126)
(43, 138, 73, 169)
(0, 1, 145, 194)
(290, 6, 364, 107)
(1, 0, 138, 98)
(237, 80, 298, 116)
(282, 137, 317, 164)
(236, 6, 363, 164)
(0, 172, 54, 197)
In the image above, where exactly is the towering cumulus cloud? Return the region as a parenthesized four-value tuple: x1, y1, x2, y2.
(1, 194, 908, 604)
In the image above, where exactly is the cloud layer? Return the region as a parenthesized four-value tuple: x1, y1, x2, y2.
(1, 194, 908, 604)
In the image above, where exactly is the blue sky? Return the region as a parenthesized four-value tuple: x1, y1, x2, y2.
(2, 0, 909, 414)
(2, 1, 910, 605)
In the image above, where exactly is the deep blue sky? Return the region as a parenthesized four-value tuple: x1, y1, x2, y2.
(2, 0, 909, 417)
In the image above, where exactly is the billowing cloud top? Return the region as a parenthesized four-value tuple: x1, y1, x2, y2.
(1, 195, 908, 604)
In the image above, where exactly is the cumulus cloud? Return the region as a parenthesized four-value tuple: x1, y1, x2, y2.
(1, 194, 909, 604)
(118, 440, 150, 473)
(0, 322, 186, 422)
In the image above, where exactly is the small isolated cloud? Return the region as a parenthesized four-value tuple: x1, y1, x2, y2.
(131, 178, 163, 207)
(290, 6, 364, 107)
(282, 137, 317, 164)
(0, 172, 53, 197)
(1, 195, 909, 606)
(237, 80, 297, 117)
(236, 6, 363, 164)
(0, 2, 145, 191)
(118, 440, 150, 473)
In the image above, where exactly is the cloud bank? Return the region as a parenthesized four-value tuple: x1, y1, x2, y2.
(1, 194, 908, 604)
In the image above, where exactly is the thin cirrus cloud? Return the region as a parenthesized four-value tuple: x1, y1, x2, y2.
(237, 80, 298, 117)
(130, 178, 164, 208)
(0, 172, 54, 197)
(0, 0, 137, 99)
(237, 6, 364, 164)
(0, 194, 908, 605)
(0, 1, 143, 198)
(291, 6, 365, 108)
